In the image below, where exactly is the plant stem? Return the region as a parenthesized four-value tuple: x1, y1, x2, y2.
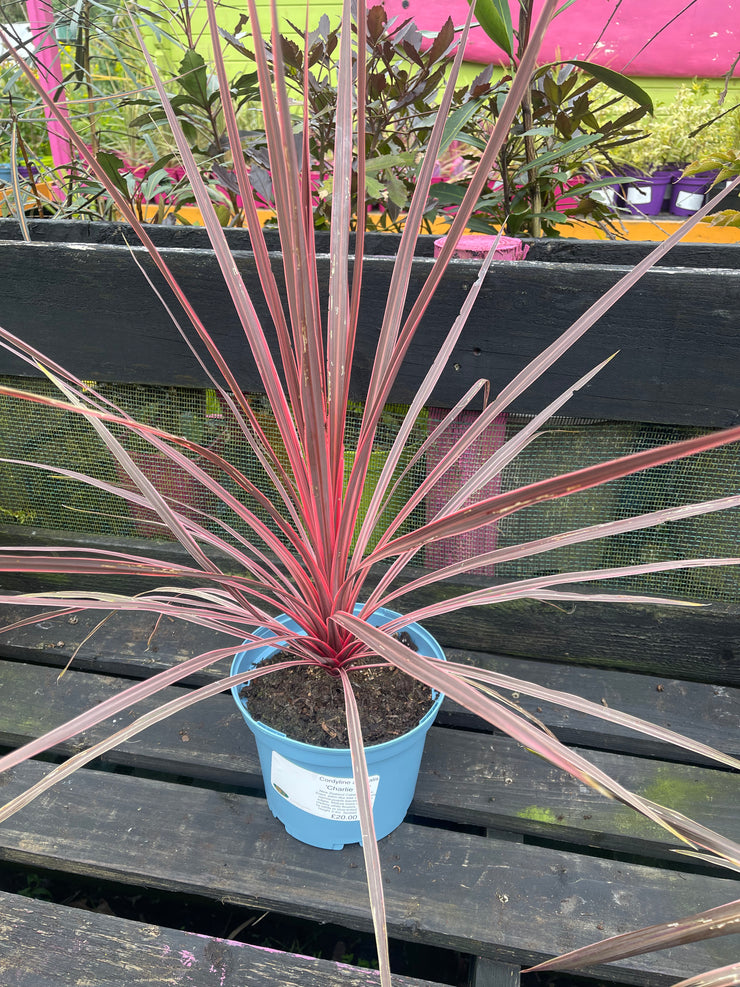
(517, 0, 541, 237)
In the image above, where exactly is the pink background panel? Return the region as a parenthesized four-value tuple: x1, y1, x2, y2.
(380, 0, 739, 78)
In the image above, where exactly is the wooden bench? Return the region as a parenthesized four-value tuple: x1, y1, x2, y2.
(0, 602, 738, 985)
(0, 222, 739, 984)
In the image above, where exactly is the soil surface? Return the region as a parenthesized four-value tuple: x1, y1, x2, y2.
(241, 640, 435, 748)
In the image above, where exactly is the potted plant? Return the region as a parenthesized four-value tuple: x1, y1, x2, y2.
(426, 1, 653, 237)
(611, 80, 740, 216)
(2, 0, 652, 236)
(0, 1, 739, 982)
(688, 126, 740, 227)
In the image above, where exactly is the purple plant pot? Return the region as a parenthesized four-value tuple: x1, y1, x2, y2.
(623, 170, 674, 216)
(669, 171, 716, 216)
(589, 171, 630, 210)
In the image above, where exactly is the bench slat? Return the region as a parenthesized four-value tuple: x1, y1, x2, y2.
(0, 760, 737, 985)
(1, 659, 738, 861)
(2, 610, 738, 761)
(1, 226, 738, 426)
(444, 648, 740, 762)
(0, 890, 439, 987)
(2, 574, 739, 687)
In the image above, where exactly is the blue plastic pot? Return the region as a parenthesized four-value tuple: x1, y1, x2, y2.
(231, 605, 445, 850)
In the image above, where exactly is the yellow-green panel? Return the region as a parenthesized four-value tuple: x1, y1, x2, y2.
(142, 0, 344, 76)
(142, 1, 740, 111)
(456, 62, 740, 107)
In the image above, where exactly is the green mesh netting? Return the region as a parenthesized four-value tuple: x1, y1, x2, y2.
(496, 417, 739, 602)
(0, 377, 737, 603)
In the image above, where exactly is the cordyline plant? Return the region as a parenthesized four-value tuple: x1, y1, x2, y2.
(1, 0, 740, 983)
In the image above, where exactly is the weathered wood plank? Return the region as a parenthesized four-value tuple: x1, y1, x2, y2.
(0, 890, 440, 987)
(2, 658, 739, 858)
(1, 223, 739, 425)
(416, 731, 740, 857)
(4, 219, 740, 269)
(1, 605, 738, 760)
(1, 551, 739, 685)
(527, 236, 740, 270)
(423, 597, 740, 687)
(469, 960, 520, 987)
(0, 761, 737, 985)
(443, 648, 740, 762)
(2, 659, 737, 860)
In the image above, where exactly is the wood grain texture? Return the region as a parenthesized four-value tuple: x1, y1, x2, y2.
(1, 604, 738, 759)
(1, 541, 738, 685)
(4, 219, 740, 266)
(2, 658, 737, 860)
(1, 222, 739, 425)
(469, 960, 520, 987)
(0, 760, 738, 985)
(2, 600, 738, 744)
(0, 890, 440, 987)
(440, 647, 740, 763)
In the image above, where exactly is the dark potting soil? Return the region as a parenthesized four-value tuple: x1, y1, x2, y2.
(241, 642, 434, 749)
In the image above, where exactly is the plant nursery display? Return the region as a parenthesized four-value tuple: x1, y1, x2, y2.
(0, 1, 739, 984)
(1, 0, 649, 235)
(686, 90, 740, 228)
(609, 80, 740, 217)
(429, 0, 653, 237)
(231, 4, 651, 236)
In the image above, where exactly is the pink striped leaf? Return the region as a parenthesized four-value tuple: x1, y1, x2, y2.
(333, 614, 739, 856)
(340, 668, 392, 987)
(525, 900, 740, 974)
(363, 425, 740, 563)
(668, 965, 740, 987)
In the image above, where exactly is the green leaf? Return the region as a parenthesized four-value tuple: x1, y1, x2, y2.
(542, 73, 561, 106)
(440, 100, 485, 155)
(147, 154, 178, 173)
(95, 151, 129, 198)
(178, 49, 210, 110)
(429, 182, 467, 206)
(213, 204, 231, 226)
(468, 0, 514, 58)
(364, 151, 419, 175)
(564, 60, 654, 113)
(180, 120, 199, 146)
(509, 133, 602, 178)
(384, 172, 409, 210)
(365, 175, 384, 201)
(139, 170, 172, 201)
(708, 209, 740, 228)
(460, 134, 488, 152)
(129, 109, 168, 129)
(231, 72, 259, 100)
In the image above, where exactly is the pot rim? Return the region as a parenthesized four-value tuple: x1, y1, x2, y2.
(230, 605, 446, 755)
